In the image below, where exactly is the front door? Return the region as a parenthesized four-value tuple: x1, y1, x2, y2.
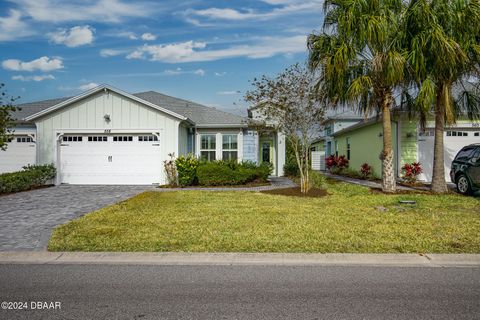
(260, 140, 273, 164)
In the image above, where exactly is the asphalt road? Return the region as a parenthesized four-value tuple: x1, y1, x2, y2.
(0, 264, 479, 320)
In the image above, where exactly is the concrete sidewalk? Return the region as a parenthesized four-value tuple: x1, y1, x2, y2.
(0, 252, 479, 267)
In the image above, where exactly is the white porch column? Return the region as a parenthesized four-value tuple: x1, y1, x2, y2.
(277, 131, 286, 176)
(237, 129, 244, 162)
(216, 132, 222, 160)
(254, 132, 260, 165)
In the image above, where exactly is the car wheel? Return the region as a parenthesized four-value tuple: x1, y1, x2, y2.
(456, 174, 472, 195)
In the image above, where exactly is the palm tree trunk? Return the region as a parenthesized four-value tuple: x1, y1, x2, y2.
(381, 91, 396, 193)
(431, 87, 448, 193)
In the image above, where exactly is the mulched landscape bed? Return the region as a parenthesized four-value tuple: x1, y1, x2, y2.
(159, 181, 271, 189)
(260, 187, 328, 198)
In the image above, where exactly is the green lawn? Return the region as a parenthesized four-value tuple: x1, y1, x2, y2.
(48, 182, 480, 253)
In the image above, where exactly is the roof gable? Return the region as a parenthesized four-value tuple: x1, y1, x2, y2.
(24, 84, 188, 122)
(15, 85, 246, 127)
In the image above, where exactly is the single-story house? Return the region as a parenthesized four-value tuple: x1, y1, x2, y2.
(1, 84, 285, 185)
(325, 115, 480, 182)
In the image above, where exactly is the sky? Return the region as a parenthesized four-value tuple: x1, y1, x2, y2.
(0, 0, 324, 115)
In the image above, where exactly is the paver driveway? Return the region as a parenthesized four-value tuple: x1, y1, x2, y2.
(0, 185, 153, 251)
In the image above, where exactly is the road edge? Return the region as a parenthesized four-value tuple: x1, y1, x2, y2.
(0, 252, 479, 267)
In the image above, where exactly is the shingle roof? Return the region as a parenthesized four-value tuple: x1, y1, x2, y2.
(12, 97, 71, 121)
(12, 90, 246, 126)
(133, 91, 246, 126)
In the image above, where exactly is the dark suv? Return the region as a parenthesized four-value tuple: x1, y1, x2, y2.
(450, 144, 480, 195)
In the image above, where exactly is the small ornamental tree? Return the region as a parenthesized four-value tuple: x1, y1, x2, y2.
(0, 83, 19, 151)
(245, 64, 325, 194)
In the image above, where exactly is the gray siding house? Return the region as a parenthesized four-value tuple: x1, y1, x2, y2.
(1, 84, 285, 185)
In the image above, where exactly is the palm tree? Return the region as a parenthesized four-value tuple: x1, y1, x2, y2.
(404, 0, 480, 193)
(308, 0, 406, 193)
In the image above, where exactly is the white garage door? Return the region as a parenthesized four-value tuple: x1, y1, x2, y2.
(0, 135, 36, 173)
(60, 134, 163, 185)
(418, 129, 480, 182)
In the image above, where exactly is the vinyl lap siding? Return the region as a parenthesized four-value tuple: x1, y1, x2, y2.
(334, 122, 397, 178)
(400, 120, 418, 165)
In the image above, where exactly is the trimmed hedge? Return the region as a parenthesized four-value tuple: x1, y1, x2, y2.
(0, 164, 56, 194)
(196, 161, 272, 186)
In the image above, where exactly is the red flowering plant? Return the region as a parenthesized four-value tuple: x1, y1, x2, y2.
(360, 163, 372, 179)
(325, 155, 349, 173)
(401, 162, 423, 184)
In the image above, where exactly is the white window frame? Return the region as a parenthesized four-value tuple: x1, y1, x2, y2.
(200, 134, 217, 161)
(222, 134, 238, 161)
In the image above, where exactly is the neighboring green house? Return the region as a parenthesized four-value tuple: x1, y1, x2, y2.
(330, 115, 480, 182)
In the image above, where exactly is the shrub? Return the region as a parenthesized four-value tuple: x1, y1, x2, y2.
(283, 161, 300, 177)
(197, 162, 243, 186)
(175, 154, 199, 187)
(258, 161, 274, 180)
(163, 153, 178, 186)
(196, 161, 272, 186)
(284, 140, 300, 177)
(401, 162, 423, 184)
(360, 163, 373, 179)
(309, 170, 327, 189)
(326, 155, 349, 172)
(0, 164, 56, 194)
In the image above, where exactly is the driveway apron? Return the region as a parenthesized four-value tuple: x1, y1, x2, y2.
(0, 185, 153, 251)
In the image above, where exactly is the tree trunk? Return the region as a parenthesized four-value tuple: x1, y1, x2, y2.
(431, 85, 448, 193)
(381, 91, 396, 193)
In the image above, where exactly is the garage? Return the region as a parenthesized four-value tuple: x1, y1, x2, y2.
(418, 128, 480, 182)
(59, 134, 162, 185)
(0, 135, 36, 174)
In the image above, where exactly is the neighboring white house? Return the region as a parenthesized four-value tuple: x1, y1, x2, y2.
(1, 84, 285, 185)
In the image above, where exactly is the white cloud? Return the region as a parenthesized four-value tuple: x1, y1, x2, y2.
(0, 9, 32, 41)
(127, 41, 207, 62)
(183, 1, 324, 23)
(48, 25, 94, 47)
(194, 69, 205, 76)
(2, 56, 64, 72)
(163, 68, 205, 76)
(100, 48, 127, 57)
(215, 72, 227, 77)
(112, 31, 137, 39)
(78, 82, 99, 90)
(10, 0, 155, 23)
(12, 74, 55, 81)
(126, 50, 145, 60)
(141, 32, 156, 41)
(126, 35, 306, 63)
(217, 90, 241, 95)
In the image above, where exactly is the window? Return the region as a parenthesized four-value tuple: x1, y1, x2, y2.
(335, 141, 338, 157)
(138, 135, 158, 142)
(113, 136, 133, 142)
(88, 136, 108, 142)
(475, 132, 479, 137)
(346, 137, 351, 160)
(200, 134, 216, 161)
(447, 131, 468, 137)
(455, 147, 475, 161)
(62, 136, 82, 142)
(325, 124, 333, 136)
(17, 136, 33, 143)
(222, 134, 238, 161)
(419, 130, 434, 137)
